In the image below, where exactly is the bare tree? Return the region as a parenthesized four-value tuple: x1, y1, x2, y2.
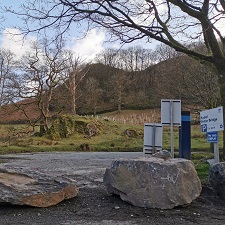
(82, 77, 103, 115)
(152, 43, 219, 108)
(0, 49, 17, 106)
(95, 48, 120, 68)
(11, 1, 225, 153)
(110, 70, 130, 112)
(96, 46, 155, 71)
(15, 38, 71, 135)
(180, 58, 219, 109)
(154, 44, 179, 62)
(63, 51, 89, 115)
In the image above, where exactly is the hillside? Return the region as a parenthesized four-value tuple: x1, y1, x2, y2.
(0, 99, 40, 124)
(0, 55, 217, 124)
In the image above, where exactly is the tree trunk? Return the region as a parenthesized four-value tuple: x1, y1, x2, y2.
(117, 85, 122, 113)
(39, 119, 45, 136)
(118, 103, 121, 113)
(39, 113, 48, 136)
(72, 93, 76, 115)
(217, 65, 225, 158)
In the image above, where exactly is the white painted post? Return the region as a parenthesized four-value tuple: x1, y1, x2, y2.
(152, 124, 156, 154)
(214, 142, 219, 163)
(170, 101, 174, 158)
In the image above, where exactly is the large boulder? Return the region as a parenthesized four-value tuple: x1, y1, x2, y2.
(0, 169, 78, 207)
(209, 162, 225, 199)
(103, 157, 202, 209)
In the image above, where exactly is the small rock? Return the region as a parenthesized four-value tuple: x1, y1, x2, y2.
(209, 162, 225, 199)
(152, 150, 172, 160)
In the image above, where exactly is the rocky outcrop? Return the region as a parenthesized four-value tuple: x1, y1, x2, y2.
(103, 157, 202, 209)
(152, 150, 172, 160)
(209, 162, 225, 199)
(0, 169, 78, 207)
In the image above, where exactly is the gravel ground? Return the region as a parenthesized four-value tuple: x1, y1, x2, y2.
(0, 152, 224, 225)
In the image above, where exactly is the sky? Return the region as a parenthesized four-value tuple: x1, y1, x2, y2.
(1, 1, 225, 62)
(0, 1, 116, 61)
(0, 26, 107, 61)
(0, 1, 161, 62)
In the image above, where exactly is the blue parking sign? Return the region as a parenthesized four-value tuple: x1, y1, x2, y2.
(207, 132, 218, 143)
(201, 124, 207, 133)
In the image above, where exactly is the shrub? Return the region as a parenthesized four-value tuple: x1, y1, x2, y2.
(84, 120, 104, 137)
(49, 115, 76, 140)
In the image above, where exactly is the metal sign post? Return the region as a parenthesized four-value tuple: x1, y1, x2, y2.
(161, 99, 181, 158)
(214, 142, 219, 163)
(152, 124, 156, 153)
(170, 101, 174, 157)
(207, 131, 219, 163)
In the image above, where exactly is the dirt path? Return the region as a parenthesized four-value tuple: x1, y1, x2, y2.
(0, 152, 224, 225)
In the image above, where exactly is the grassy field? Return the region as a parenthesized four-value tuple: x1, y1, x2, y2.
(0, 109, 218, 182)
(0, 109, 220, 154)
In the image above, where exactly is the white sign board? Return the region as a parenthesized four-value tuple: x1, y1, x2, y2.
(200, 106, 224, 133)
(143, 123, 162, 155)
(161, 99, 181, 126)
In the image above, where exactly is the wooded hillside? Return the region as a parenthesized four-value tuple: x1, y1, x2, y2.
(0, 53, 218, 124)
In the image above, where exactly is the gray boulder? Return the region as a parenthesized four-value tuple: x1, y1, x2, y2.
(209, 162, 225, 199)
(0, 169, 78, 207)
(103, 157, 202, 209)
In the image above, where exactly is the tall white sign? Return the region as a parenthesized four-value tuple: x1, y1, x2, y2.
(161, 99, 181, 126)
(161, 99, 181, 158)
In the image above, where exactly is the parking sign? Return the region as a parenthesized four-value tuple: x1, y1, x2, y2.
(200, 106, 224, 133)
(207, 132, 218, 143)
(201, 124, 207, 132)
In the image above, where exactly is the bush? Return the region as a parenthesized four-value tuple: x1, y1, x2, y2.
(49, 115, 76, 140)
(84, 120, 104, 137)
(49, 115, 104, 140)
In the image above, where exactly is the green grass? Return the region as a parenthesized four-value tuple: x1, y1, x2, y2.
(0, 115, 222, 154)
(0, 113, 220, 183)
(0, 118, 144, 153)
(193, 160, 210, 184)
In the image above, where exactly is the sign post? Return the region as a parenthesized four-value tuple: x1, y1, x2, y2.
(207, 132, 219, 163)
(143, 123, 163, 155)
(161, 99, 181, 157)
(170, 101, 174, 158)
(200, 106, 223, 163)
